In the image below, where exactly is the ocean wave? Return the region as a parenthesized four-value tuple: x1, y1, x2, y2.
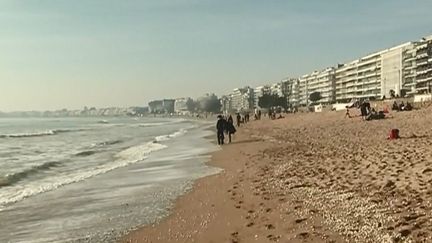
(0, 142, 167, 208)
(75, 150, 99, 157)
(91, 139, 123, 148)
(0, 127, 190, 208)
(154, 129, 187, 142)
(0, 161, 62, 188)
(137, 122, 166, 127)
(0, 128, 88, 138)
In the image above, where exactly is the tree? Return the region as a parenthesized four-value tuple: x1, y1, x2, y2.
(258, 93, 275, 109)
(309, 92, 322, 103)
(186, 98, 196, 112)
(258, 94, 287, 109)
(197, 94, 222, 113)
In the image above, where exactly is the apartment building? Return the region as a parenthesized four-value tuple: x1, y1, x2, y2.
(334, 50, 383, 102)
(415, 35, 432, 93)
(230, 87, 254, 112)
(298, 68, 335, 105)
(174, 97, 190, 114)
(281, 78, 300, 107)
(220, 95, 232, 114)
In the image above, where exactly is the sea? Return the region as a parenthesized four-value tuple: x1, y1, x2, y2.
(0, 117, 220, 243)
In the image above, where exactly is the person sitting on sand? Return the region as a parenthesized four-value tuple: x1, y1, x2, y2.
(405, 102, 413, 111)
(399, 101, 405, 111)
(392, 101, 399, 111)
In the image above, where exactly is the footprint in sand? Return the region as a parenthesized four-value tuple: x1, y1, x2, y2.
(246, 222, 254, 227)
(295, 218, 307, 224)
(267, 234, 280, 242)
(265, 224, 275, 230)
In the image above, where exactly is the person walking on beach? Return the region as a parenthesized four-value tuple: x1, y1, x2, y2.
(226, 115, 236, 143)
(216, 115, 226, 145)
(360, 102, 368, 120)
(236, 113, 241, 127)
(345, 106, 351, 118)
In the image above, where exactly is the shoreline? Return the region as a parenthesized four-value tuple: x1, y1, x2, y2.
(121, 117, 346, 243)
(122, 107, 432, 242)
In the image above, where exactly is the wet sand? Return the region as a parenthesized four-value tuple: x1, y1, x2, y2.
(123, 106, 432, 243)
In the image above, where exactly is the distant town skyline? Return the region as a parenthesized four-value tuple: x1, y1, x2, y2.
(1, 0, 432, 111)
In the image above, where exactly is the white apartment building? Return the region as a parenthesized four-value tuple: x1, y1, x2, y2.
(231, 87, 254, 112)
(415, 35, 432, 93)
(220, 95, 232, 114)
(381, 42, 420, 99)
(298, 68, 335, 105)
(281, 78, 300, 107)
(270, 83, 283, 97)
(174, 97, 190, 114)
(335, 51, 382, 102)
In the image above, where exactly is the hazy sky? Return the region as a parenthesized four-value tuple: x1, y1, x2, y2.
(1, 0, 432, 111)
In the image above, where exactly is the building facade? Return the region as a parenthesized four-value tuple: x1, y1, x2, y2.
(297, 68, 335, 105)
(281, 78, 300, 107)
(174, 97, 190, 115)
(148, 99, 175, 114)
(415, 36, 432, 93)
(230, 87, 254, 112)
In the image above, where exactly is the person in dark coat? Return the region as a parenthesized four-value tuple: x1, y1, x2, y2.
(360, 102, 368, 120)
(236, 113, 241, 127)
(216, 115, 226, 145)
(226, 115, 236, 143)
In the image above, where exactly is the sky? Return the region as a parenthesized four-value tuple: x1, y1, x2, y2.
(1, 0, 432, 111)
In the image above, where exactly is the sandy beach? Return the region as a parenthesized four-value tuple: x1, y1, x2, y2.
(123, 106, 432, 243)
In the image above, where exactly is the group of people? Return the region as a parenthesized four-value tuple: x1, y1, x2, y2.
(344, 100, 387, 121)
(216, 114, 237, 145)
(392, 101, 413, 112)
(345, 99, 414, 121)
(216, 109, 264, 145)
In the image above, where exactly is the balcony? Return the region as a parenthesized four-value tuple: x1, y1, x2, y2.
(417, 60, 429, 67)
(416, 43, 428, 50)
(416, 76, 432, 83)
(404, 56, 416, 62)
(416, 53, 429, 59)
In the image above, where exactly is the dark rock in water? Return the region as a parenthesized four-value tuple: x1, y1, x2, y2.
(76, 151, 97, 157)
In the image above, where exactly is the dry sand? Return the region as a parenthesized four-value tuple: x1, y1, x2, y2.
(123, 106, 432, 243)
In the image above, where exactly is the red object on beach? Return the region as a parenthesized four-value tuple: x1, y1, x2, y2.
(388, 129, 400, 140)
(383, 107, 389, 113)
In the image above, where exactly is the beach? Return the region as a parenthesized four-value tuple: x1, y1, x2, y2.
(123, 106, 432, 243)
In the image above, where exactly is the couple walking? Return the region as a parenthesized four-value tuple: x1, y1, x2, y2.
(216, 115, 236, 145)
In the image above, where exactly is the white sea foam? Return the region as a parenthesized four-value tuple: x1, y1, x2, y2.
(0, 128, 88, 138)
(0, 142, 167, 208)
(137, 122, 166, 127)
(154, 129, 187, 142)
(0, 130, 56, 138)
(0, 125, 189, 209)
